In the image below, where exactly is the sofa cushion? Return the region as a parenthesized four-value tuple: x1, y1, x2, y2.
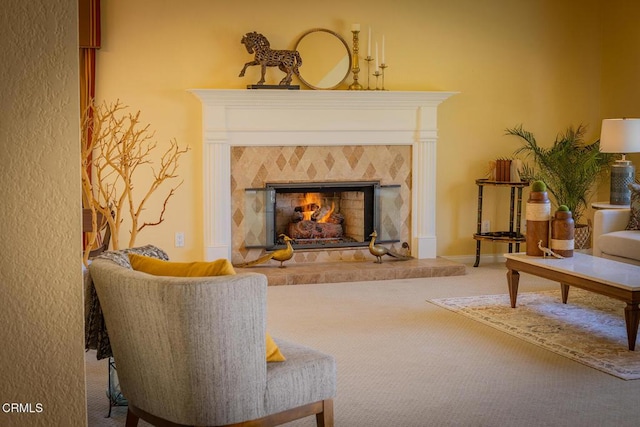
(265, 338, 336, 415)
(128, 253, 236, 276)
(597, 230, 640, 260)
(626, 182, 640, 230)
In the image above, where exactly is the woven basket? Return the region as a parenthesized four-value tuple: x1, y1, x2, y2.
(574, 221, 592, 250)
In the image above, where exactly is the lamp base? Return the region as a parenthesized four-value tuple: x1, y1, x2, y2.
(609, 159, 635, 205)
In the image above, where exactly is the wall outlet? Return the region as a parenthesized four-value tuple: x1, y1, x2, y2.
(175, 232, 185, 247)
(481, 220, 491, 233)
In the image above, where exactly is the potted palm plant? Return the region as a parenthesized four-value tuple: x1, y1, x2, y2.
(506, 124, 615, 248)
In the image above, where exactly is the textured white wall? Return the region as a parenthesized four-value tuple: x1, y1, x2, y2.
(0, 1, 87, 426)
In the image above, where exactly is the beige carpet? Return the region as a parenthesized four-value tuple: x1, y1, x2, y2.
(85, 260, 640, 427)
(430, 289, 640, 380)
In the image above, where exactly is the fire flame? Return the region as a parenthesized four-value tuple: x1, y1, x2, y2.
(319, 202, 335, 223)
(301, 193, 335, 223)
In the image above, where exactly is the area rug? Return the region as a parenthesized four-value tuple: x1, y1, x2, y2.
(429, 289, 640, 380)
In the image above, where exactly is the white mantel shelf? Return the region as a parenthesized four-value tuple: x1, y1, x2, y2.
(191, 89, 456, 107)
(190, 89, 457, 260)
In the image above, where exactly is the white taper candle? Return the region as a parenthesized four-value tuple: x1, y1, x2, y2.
(382, 35, 385, 63)
(375, 42, 379, 70)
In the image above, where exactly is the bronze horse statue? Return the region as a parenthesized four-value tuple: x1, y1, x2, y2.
(239, 32, 302, 86)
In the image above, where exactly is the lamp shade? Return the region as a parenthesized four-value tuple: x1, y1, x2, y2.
(600, 118, 640, 154)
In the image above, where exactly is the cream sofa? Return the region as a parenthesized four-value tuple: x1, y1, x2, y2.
(593, 209, 640, 266)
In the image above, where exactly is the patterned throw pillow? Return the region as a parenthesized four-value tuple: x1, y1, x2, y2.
(95, 244, 170, 268)
(626, 182, 640, 230)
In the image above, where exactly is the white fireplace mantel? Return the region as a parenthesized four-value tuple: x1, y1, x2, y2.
(190, 89, 456, 260)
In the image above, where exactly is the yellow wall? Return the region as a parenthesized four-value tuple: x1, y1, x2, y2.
(1, 2, 639, 424)
(0, 1, 87, 426)
(601, 0, 640, 172)
(96, 0, 633, 260)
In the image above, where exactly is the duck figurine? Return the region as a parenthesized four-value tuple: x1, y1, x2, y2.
(368, 230, 413, 264)
(234, 234, 295, 268)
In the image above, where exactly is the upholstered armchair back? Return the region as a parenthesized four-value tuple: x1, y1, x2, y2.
(89, 258, 270, 425)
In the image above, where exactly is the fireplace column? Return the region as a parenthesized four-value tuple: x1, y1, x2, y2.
(412, 106, 439, 259)
(203, 106, 232, 260)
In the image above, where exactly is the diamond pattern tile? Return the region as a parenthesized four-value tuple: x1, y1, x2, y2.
(232, 147, 245, 162)
(364, 163, 376, 179)
(233, 207, 244, 227)
(251, 164, 269, 188)
(324, 152, 335, 171)
(347, 151, 359, 170)
(276, 153, 287, 171)
(230, 145, 412, 263)
(394, 193, 403, 210)
(289, 153, 300, 169)
(307, 163, 317, 180)
(294, 146, 307, 159)
(252, 196, 263, 213)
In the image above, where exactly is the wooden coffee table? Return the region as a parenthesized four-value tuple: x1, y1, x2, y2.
(504, 252, 640, 350)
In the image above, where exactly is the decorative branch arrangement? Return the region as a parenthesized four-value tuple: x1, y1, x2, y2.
(81, 100, 189, 265)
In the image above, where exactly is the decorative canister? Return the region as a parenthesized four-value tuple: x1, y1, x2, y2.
(550, 205, 574, 257)
(526, 181, 551, 256)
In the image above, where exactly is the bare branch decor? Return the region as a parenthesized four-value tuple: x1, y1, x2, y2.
(81, 100, 189, 265)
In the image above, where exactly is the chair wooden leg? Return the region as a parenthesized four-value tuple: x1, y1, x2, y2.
(125, 399, 333, 427)
(125, 408, 140, 427)
(316, 399, 334, 427)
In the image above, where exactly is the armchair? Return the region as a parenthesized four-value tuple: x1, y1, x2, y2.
(88, 256, 336, 427)
(593, 209, 640, 266)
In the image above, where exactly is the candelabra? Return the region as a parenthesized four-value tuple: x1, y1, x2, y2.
(379, 63, 388, 90)
(348, 29, 363, 90)
(364, 56, 374, 90)
(373, 70, 381, 90)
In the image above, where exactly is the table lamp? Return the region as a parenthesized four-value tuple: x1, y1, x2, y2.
(600, 118, 640, 205)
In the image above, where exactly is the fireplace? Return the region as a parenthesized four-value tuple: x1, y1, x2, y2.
(248, 181, 400, 250)
(191, 89, 456, 263)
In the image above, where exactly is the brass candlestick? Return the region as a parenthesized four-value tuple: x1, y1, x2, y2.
(348, 30, 363, 90)
(379, 63, 388, 90)
(373, 70, 381, 90)
(364, 56, 374, 90)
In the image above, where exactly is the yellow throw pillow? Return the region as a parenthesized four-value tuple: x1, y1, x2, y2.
(266, 332, 286, 362)
(127, 253, 285, 362)
(128, 253, 236, 276)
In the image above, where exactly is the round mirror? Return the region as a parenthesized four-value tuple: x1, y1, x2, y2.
(294, 29, 352, 90)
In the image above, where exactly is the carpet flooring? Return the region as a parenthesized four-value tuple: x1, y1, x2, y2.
(85, 260, 640, 427)
(430, 289, 640, 380)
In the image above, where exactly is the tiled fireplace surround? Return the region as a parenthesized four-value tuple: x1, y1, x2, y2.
(191, 90, 462, 282)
